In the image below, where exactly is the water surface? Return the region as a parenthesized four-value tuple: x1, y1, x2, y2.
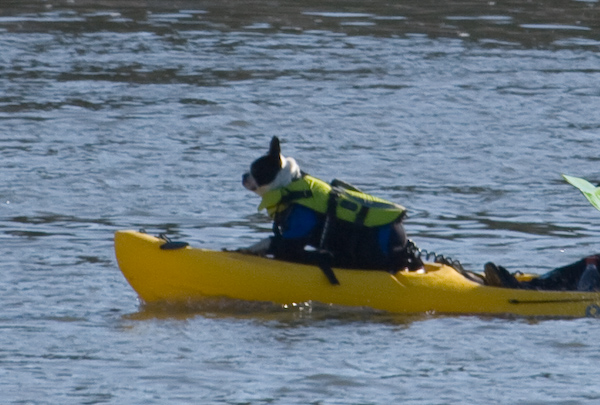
(1, 0, 600, 403)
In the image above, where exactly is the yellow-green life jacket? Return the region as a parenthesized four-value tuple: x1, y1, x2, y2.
(258, 174, 406, 227)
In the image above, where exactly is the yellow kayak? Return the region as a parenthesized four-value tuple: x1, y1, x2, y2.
(114, 230, 600, 318)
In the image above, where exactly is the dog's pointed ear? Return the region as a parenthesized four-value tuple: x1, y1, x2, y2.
(268, 136, 281, 157)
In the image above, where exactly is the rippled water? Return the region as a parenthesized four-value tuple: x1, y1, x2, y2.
(2, 0, 600, 403)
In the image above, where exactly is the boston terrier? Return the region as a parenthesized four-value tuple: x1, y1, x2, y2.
(241, 136, 423, 278)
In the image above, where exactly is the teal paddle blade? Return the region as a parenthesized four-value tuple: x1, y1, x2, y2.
(562, 174, 600, 212)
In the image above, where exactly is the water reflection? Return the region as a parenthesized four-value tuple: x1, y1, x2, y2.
(125, 297, 424, 326)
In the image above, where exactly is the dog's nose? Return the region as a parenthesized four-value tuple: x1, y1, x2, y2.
(242, 173, 249, 183)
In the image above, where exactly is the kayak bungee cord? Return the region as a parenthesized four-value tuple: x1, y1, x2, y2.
(406, 239, 467, 274)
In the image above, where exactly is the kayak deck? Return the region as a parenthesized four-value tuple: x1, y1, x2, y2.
(114, 230, 600, 318)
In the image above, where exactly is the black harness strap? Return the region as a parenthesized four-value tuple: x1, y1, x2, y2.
(280, 189, 312, 205)
(355, 205, 369, 226)
(317, 250, 340, 285)
(316, 191, 340, 285)
(272, 186, 339, 285)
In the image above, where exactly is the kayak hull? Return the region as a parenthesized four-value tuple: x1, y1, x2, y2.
(114, 230, 600, 318)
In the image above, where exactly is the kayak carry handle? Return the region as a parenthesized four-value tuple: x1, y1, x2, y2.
(158, 233, 190, 250)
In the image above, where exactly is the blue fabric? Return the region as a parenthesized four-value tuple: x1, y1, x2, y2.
(377, 224, 391, 256)
(281, 205, 319, 239)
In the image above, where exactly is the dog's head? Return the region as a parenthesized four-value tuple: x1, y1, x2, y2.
(242, 136, 301, 196)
